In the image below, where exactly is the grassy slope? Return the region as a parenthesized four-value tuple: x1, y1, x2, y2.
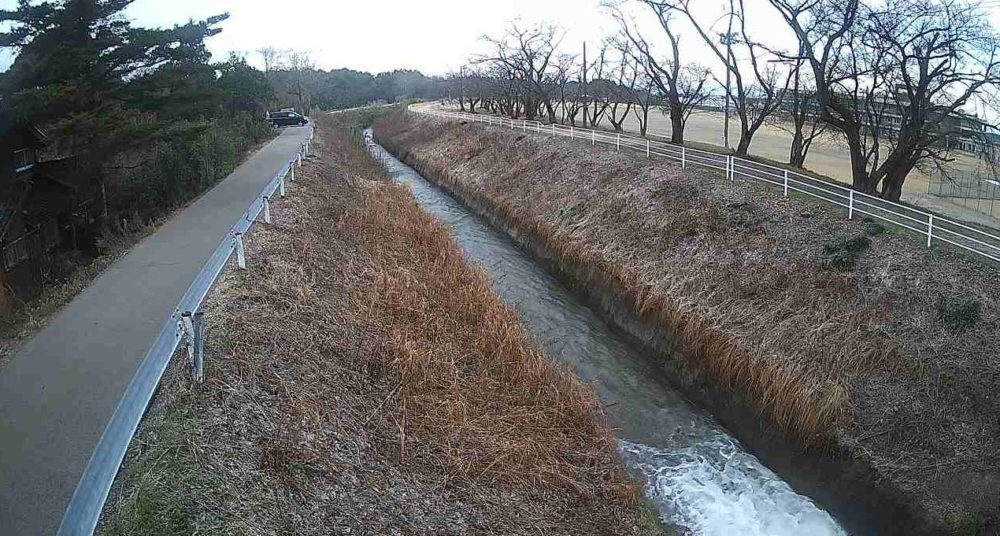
(375, 112, 1000, 533)
(100, 111, 657, 535)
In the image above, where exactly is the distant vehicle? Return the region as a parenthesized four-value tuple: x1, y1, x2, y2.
(268, 111, 309, 127)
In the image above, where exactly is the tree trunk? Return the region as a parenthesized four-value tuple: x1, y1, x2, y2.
(735, 135, 752, 156)
(789, 119, 806, 168)
(669, 103, 684, 145)
(844, 130, 875, 193)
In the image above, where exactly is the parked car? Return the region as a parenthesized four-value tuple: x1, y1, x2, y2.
(268, 111, 309, 127)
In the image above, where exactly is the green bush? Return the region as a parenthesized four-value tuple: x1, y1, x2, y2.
(109, 113, 275, 221)
(822, 234, 871, 271)
(938, 299, 982, 331)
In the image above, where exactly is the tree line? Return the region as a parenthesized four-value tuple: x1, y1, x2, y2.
(0, 0, 446, 257)
(447, 0, 1000, 202)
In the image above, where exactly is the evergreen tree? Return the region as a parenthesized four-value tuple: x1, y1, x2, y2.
(0, 0, 228, 161)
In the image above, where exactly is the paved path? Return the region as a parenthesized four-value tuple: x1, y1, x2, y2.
(0, 126, 311, 535)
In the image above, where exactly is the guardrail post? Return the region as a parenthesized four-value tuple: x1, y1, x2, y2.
(728, 156, 734, 181)
(180, 311, 205, 382)
(552, 123, 556, 136)
(279, 176, 286, 198)
(592, 129, 596, 146)
(537, 122, 541, 133)
(783, 170, 789, 197)
(646, 139, 650, 158)
(193, 311, 204, 382)
(682, 146, 686, 169)
(234, 232, 246, 269)
(617, 133, 621, 152)
(570, 126, 574, 139)
(848, 190, 855, 219)
(263, 195, 271, 224)
(523, 119, 527, 132)
(290, 160, 296, 181)
(927, 215, 934, 247)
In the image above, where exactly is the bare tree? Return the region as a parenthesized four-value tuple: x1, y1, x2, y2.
(552, 53, 578, 123)
(769, 0, 1000, 200)
(662, 0, 792, 156)
(613, 6, 711, 143)
(782, 57, 827, 168)
(257, 46, 286, 73)
(607, 40, 640, 132)
(479, 23, 565, 122)
(285, 50, 315, 113)
(630, 71, 658, 136)
(583, 44, 611, 127)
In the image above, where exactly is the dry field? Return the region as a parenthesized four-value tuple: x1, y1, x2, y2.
(99, 111, 658, 535)
(376, 111, 1000, 533)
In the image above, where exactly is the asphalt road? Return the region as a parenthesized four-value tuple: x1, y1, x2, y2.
(0, 126, 311, 535)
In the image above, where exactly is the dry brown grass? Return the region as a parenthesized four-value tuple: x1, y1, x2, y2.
(375, 111, 1000, 530)
(100, 110, 651, 535)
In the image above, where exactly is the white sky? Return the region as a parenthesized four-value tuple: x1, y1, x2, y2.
(1, 0, 999, 110)
(0, 0, 800, 76)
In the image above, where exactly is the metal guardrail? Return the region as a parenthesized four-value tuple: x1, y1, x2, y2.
(56, 127, 314, 536)
(413, 106, 1000, 264)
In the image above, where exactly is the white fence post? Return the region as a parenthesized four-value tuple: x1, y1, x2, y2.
(646, 139, 650, 158)
(552, 123, 556, 136)
(537, 122, 541, 133)
(263, 196, 271, 224)
(592, 130, 595, 146)
(848, 190, 855, 220)
(290, 161, 296, 181)
(682, 146, 686, 169)
(927, 215, 934, 247)
(728, 156, 734, 181)
(617, 133, 621, 152)
(523, 119, 527, 132)
(570, 126, 574, 139)
(279, 177, 286, 198)
(783, 170, 789, 197)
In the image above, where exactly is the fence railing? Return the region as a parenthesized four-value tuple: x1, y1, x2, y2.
(412, 105, 1000, 264)
(57, 128, 314, 536)
(927, 169, 1000, 219)
(1, 217, 61, 272)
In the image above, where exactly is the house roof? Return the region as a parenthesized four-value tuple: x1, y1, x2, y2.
(0, 112, 48, 149)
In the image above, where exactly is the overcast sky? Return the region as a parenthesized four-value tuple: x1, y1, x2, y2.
(2, 0, 1000, 91)
(0, 0, 800, 75)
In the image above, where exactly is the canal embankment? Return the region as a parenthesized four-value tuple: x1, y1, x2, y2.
(374, 111, 1000, 535)
(98, 110, 658, 536)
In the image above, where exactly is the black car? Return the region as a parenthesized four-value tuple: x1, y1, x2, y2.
(268, 111, 309, 127)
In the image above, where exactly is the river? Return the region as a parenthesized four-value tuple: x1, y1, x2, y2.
(368, 137, 847, 536)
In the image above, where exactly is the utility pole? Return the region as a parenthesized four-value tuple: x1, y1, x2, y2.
(723, 0, 734, 151)
(582, 41, 589, 128)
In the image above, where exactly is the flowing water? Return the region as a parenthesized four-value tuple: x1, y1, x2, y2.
(369, 139, 847, 536)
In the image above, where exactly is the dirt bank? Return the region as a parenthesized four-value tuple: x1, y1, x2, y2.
(99, 111, 657, 535)
(375, 111, 1000, 535)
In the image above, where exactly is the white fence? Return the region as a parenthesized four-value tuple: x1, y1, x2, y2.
(411, 106, 1000, 264)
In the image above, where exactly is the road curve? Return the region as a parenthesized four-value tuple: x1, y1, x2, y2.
(0, 126, 312, 536)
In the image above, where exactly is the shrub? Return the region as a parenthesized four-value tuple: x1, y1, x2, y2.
(863, 220, 887, 236)
(938, 299, 982, 331)
(822, 234, 871, 271)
